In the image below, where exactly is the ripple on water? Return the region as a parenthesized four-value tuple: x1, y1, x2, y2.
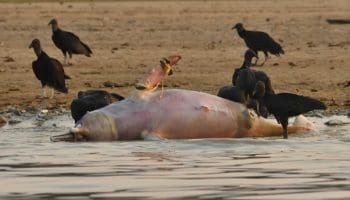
(0, 114, 349, 199)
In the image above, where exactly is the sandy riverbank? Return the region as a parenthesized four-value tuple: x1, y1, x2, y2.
(0, 0, 349, 112)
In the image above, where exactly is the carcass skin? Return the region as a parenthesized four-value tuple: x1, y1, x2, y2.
(53, 89, 314, 142)
(51, 55, 314, 142)
(73, 89, 251, 141)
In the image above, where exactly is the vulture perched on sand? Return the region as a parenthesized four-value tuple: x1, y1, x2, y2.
(232, 23, 284, 66)
(48, 18, 92, 65)
(29, 39, 70, 98)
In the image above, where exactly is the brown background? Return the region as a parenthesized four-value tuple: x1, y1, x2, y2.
(0, 0, 349, 111)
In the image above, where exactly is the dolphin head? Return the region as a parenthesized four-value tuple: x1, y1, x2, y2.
(51, 111, 118, 142)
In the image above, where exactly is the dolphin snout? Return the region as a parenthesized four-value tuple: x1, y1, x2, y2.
(51, 111, 119, 142)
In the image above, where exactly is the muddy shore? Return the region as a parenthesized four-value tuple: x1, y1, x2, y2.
(0, 1, 349, 112)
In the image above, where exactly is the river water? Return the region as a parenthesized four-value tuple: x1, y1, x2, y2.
(0, 113, 349, 199)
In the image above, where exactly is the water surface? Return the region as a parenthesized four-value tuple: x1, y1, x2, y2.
(1, 114, 349, 199)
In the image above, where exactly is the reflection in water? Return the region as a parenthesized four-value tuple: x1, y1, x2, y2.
(0, 114, 349, 199)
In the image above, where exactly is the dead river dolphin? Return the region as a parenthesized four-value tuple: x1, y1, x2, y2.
(51, 56, 315, 142)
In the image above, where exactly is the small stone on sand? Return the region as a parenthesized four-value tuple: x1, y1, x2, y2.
(0, 116, 6, 127)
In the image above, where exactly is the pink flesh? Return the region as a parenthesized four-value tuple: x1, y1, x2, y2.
(137, 55, 181, 90)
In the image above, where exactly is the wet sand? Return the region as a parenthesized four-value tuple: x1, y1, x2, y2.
(0, 0, 349, 112)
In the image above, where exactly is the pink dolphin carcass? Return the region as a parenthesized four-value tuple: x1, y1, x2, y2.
(51, 56, 315, 142)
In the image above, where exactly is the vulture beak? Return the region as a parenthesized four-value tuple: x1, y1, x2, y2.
(250, 50, 258, 58)
(231, 24, 238, 29)
(29, 39, 39, 49)
(232, 23, 243, 30)
(48, 19, 56, 26)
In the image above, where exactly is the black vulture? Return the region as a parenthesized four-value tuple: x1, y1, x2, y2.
(262, 92, 326, 139)
(233, 66, 275, 96)
(232, 54, 265, 109)
(241, 49, 259, 68)
(252, 70, 275, 95)
(231, 51, 275, 116)
(232, 50, 274, 95)
(252, 81, 266, 99)
(217, 84, 267, 117)
(29, 39, 70, 98)
(48, 18, 92, 65)
(232, 23, 284, 66)
(232, 49, 258, 85)
(71, 90, 124, 123)
(247, 81, 269, 118)
(217, 85, 247, 104)
(234, 67, 257, 100)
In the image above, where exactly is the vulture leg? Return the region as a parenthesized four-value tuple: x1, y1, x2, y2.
(251, 50, 259, 66)
(61, 50, 68, 65)
(64, 53, 68, 65)
(50, 88, 55, 99)
(258, 52, 269, 67)
(280, 117, 289, 139)
(42, 87, 47, 98)
(68, 52, 73, 66)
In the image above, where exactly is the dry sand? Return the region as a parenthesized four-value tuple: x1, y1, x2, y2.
(0, 0, 349, 111)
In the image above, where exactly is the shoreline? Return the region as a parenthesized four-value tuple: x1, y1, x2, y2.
(0, 102, 348, 119)
(0, 103, 348, 130)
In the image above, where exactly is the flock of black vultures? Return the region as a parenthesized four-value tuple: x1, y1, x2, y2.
(29, 19, 326, 139)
